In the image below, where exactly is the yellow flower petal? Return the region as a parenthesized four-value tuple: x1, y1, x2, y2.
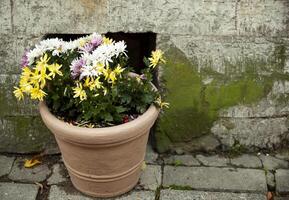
(24, 158, 41, 168)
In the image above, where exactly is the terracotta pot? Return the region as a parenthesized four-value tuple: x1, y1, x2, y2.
(39, 101, 159, 197)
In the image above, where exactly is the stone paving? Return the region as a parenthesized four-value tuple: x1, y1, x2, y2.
(1, 147, 289, 200)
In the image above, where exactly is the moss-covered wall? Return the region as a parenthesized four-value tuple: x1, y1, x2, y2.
(155, 44, 289, 153)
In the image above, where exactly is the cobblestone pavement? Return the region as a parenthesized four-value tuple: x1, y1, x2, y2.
(1, 146, 289, 200)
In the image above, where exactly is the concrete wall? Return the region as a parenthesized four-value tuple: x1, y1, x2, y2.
(1, 0, 288, 153)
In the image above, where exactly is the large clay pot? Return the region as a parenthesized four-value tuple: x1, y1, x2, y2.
(39, 101, 159, 197)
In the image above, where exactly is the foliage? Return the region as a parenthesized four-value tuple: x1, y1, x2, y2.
(14, 33, 168, 127)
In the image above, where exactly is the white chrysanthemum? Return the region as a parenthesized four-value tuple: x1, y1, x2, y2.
(78, 41, 127, 78)
(39, 38, 63, 50)
(79, 65, 101, 80)
(26, 38, 66, 64)
(62, 40, 79, 52)
(114, 41, 127, 57)
(27, 44, 46, 65)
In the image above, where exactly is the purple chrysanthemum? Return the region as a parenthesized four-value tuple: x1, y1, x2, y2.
(70, 58, 86, 79)
(79, 34, 103, 53)
(91, 34, 102, 47)
(80, 43, 95, 53)
(20, 49, 29, 68)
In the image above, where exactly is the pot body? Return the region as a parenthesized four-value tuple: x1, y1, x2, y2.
(39, 102, 159, 197)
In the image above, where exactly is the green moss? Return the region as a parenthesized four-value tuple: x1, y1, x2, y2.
(168, 185, 193, 190)
(0, 116, 53, 153)
(227, 141, 247, 157)
(174, 160, 182, 166)
(155, 46, 288, 153)
(273, 44, 286, 70)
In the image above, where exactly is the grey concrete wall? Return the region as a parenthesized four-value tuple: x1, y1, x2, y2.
(0, 0, 288, 153)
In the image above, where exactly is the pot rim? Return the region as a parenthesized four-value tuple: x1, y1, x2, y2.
(39, 101, 159, 144)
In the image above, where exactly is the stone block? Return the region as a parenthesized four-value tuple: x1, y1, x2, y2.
(164, 155, 200, 166)
(48, 185, 155, 200)
(196, 155, 230, 167)
(160, 189, 267, 200)
(163, 166, 267, 192)
(212, 118, 289, 149)
(47, 163, 69, 185)
(139, 165, 161, 190)
(0, 182, 39, 200)
(230, 154, 262, 168)
(0, 116, 58, 153)
(0, 155, 15, 177)
(276, 169, 289, 194)
(0, 0, 11, 34)
(8, 157, 51, 182)
(13, 0, 108, 35)
(259, 155, 289, 170)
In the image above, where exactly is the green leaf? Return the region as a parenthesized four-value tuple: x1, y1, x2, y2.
(143, 57, 150, 67)
(116, 106, 127, 113)
(103, 113, 113, 122)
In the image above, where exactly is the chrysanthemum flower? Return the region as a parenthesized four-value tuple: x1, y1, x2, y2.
(149, 50, 165, 68)
(47, 63, 63, 78)
(73, 83, 87, 101)
(13, 87, 24, 100)
(30, 87, 47, 101)
(102, 37, 113, 45)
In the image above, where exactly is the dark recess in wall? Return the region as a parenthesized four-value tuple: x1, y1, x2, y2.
(106, 32, 157, 73)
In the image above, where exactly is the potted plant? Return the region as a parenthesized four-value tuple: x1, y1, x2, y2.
(13, 33, 168, 197)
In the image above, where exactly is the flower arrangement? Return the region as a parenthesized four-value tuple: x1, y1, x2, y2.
(14, 33, 168, 127)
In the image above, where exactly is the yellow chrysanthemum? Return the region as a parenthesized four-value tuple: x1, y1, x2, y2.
(102, 37, 113, 45)
(92, 78, 102, 89)
(102, 67, 110, 80)
(94, 62, 105, 74)
(154, 96, 169, 109)
(84, 77, 102, 91)
(31, 68, 51, 89)
(22, 67, 32, 77)
(36, 54, 50, 71)
(113, 65, 124, 75)
(148, 50, 165, 68)
(13, 87, 24, 100)
(19, 76, 33, 93)
(108, 71, 117, 84)
(47, 63, 63, 78)
(30, 87, 47, 101)
(73, 83, 87, 101)
(103, 66, 120, 84)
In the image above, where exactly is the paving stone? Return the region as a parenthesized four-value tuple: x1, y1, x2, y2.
(196, 155, 230, 167)
(276, 169, 289, 194)
(47, 163, 69, 185)
(8, 158, 51, 182)
(164, 155, 200, 166)
(163, 166, 267, 192)
(48, 185, 155, 200)
(0, 155, 15, 176)
(275, 197, 289, 200)
(266, 171, 275, 190)
(230, 154, 262, 168)
(276, 150, 289, 161)
(185, 134, 220, 152)
(145, 144, 158, 164)
(259, 155, 289, 170)
(160, 189, 267, 200)
(139, 165, 161, 190)
(0, 182, 39, 200)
